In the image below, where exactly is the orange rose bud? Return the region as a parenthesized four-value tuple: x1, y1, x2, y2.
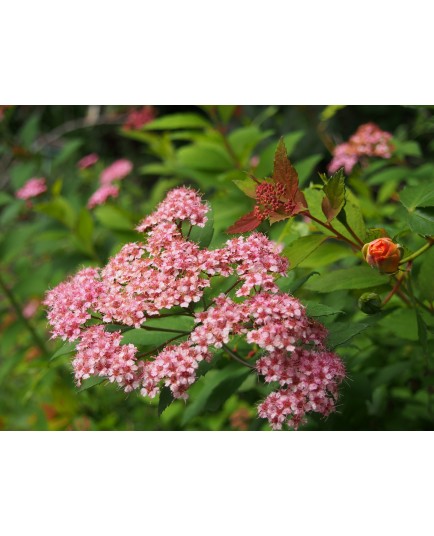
(362, 238, 403, 274)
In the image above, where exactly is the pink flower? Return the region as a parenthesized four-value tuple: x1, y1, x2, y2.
(87, 184, 119, 209)
(77, 153, 99, 169)
(100, 159, 133, 185)
(141, 342, 211, 400)
(22, 298, 40, 319)
(123, 106, 155, 130)
(73, 325, 140, 392)
(257, 348, 346, 430)
(136, 187, 209, 231)
(329, 122, 393, 174)
(44, 267, 103, 341)
(16, 178, 47, 200)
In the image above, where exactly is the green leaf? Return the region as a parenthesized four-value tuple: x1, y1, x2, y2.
(321, 169, 346, 222)
(217, 105, 238, 123)
(76, 376, 106, 392)
(228, 126, 272, 162)
(298, 241, 348, 268)
(121, 328, 187, 349)
(18, 114, 40, 148)
(367, 167, 408, 186)
(188, 207, 214, 248)
(233, 177, 257, 199)
(304, 302, 343, 317)
(52, 139, 83, 168)
(144, 113, 211, 130)
(94, 205, 133, 231)
(177, 143, 233, 171)
(305, 266, 387, 292)
(320, 105, 346, 121)
(296, 154, 323, 186)
(326, 321, 369, 348)
(290, 271, 320, 293)
(181, 366, 251, 425)
(75, 208, 94, 254)
(400, 182, 434, 210)
(417, 247, 434, 302)
(35, 197, 76, 229)
(158, 386, 174, 417)
(50, 341, 76, 361)
(283, 234, 328, 269)
(407, 207, 434, 235)
(0, 192, 13, 206)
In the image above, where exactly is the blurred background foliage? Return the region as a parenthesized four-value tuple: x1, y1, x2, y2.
(1, 104, 434, 431)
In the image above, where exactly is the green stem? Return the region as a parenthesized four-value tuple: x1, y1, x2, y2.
(0, 272, 49, 356)
(399, 238, 434, 265)
(222, 343, 255, 369)
(307, 213, 360, 249)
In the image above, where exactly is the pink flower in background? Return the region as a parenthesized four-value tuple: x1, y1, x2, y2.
(22, 298, 41, 319)
(123, 106, 155, 130)
(87, 184, 119, 209)
(100, 159, 133, 185)
(16, 178, 47, 200)
(329, 122, 393, 174)
(77, 153, 99, 169)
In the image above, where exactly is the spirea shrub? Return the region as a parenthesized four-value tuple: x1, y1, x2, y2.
(44, 186, 346, 430)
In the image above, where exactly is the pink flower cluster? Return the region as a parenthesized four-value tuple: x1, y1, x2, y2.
(329, 122, 393, 174)
(73, 325, 141, 392)
(256, 349, 345, 430)
(87, 158, 133, 209)
(16, 178, 47, 200)
(78, 153, 99, 170)
(45, 187, 345, 428)
(123, 106, 155, 130)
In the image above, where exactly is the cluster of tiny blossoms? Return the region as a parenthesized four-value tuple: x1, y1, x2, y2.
(44, 186, 345, 430)
(16, 178, 47, 200)
(87, 159, 133, 209)
(329, 122, 393, 174)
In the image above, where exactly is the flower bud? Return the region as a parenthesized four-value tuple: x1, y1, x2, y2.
(362, 238, 403, 274)
(358, 292, 382, 314)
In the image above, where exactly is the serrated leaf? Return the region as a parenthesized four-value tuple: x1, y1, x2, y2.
(400, 182, 434, 210)
(305, 266, 387, 292)
(144, 113, 211, 130)
(407, 207, 434, 235)
(321, 169, 346, 222)
(273, 138, 299, 198)
(158, 386, 174, 416)
(227, 211, 261, 234)
(304, 302, 343, 317)
(326, 321, 369, 348)
(255, 132, 304, 177)
(283, 234, 328, 269)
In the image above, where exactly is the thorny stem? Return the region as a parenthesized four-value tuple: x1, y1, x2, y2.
(222, 343, 255, 369)
(0, 272, 49, 356)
